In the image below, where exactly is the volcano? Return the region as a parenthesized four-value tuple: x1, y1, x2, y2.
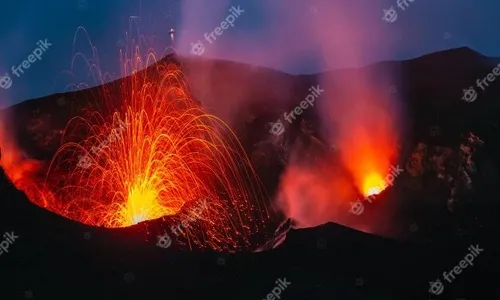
(0, 47, 499, 299)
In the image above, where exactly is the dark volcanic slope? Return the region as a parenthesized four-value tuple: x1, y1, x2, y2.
(0, 165, 498, 300)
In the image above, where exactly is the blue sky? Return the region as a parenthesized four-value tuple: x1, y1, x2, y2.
(0, 0, 499, 107)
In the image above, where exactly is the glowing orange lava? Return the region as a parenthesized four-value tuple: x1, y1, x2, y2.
(0, 55, 275, 251)
(362, 172, 387, 197)
(335, 96, 398, 200)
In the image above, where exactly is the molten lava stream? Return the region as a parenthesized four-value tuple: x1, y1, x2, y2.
(2, 61, 275, 252)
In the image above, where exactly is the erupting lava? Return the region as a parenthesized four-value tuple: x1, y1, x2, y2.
(362, 173, 387, 197)
(339, 125, 397, 200)
(0, 55, 274, 251)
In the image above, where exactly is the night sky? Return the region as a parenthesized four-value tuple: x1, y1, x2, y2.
(0, 0, 499, 107)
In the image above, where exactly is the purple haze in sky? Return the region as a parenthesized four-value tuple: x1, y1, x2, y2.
(0, 0, 499, 106)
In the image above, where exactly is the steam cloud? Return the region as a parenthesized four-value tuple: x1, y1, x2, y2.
(177, 0, 402, 234)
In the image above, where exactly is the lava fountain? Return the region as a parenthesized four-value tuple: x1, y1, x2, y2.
(1, 55, 275, 251)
